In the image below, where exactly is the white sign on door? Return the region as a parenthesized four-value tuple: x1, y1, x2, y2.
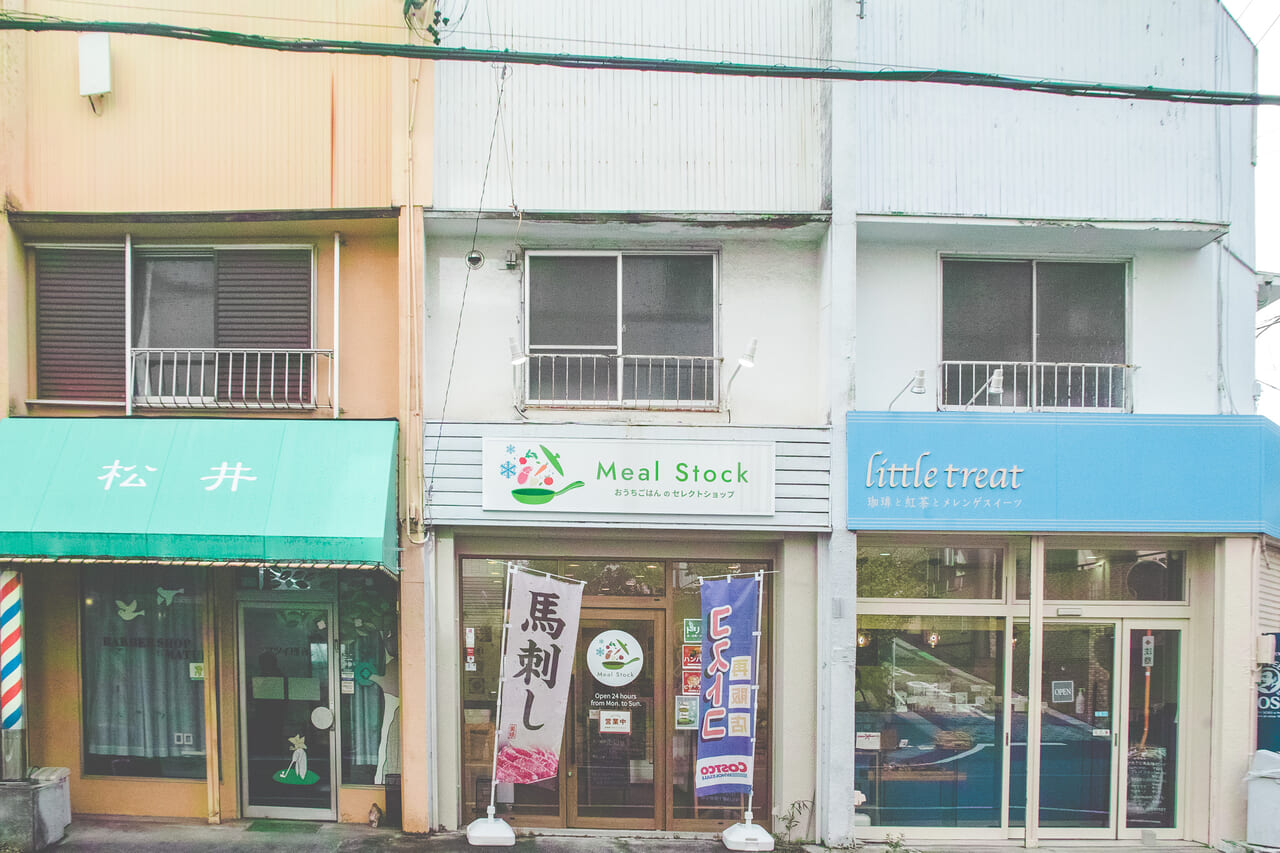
(1142, 634, 1155, 668)
(1051, 680, 1075, 703)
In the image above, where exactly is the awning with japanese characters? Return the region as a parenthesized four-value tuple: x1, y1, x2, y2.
(0, 418, 398, 569)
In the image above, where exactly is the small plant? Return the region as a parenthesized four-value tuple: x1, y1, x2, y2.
(770, 798, 813, 850)
(884, 831, 920, 853)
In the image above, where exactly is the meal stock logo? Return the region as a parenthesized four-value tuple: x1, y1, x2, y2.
(586, 630, 644, 686)
(696, 757, 752, 782)
(496, 443, 585, 506)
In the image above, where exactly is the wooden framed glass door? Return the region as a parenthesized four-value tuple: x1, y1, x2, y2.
(566, 608, 666, 829)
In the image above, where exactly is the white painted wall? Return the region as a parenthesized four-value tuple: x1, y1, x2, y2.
(422, 231, 827, 426)
(849, 0, 1256, 237)
(432, 0, 826, 213)
(854, 238, 1243, 414)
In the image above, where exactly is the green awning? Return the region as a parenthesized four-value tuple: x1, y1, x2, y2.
(0, 418, 399, 569)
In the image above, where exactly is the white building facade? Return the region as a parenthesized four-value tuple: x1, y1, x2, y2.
(422, 0, 1270, 847)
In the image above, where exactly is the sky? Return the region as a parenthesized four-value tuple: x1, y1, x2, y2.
(1224, 0, 1280, 419)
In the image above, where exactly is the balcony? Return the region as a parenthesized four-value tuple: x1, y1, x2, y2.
(522, 352, 721, 410)
(129, 348, 335, 411)
(940, 360, 1132, 412)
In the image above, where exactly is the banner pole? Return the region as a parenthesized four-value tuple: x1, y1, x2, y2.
(487, 565, 517, 817)
(721, 570, 773, 851)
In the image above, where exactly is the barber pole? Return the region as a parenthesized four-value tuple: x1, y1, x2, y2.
(0, 571, 21, 731)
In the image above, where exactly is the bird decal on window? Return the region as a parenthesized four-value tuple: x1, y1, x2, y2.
(115, 600, 144, 621)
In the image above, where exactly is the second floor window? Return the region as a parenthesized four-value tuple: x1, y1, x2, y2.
(941, 258, 1128, 410)
(524, 251, 716, 408)
(35, 245, 317, 409)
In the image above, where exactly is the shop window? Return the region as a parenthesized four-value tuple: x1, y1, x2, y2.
(941, 259, 1128, 410)
(671, 561, 771, 824)
(34, 245, 321, 409)
(854, 615, 1006, 827)
(1038, 549, 1186, 602)
(523, 252, 717, 408)
(856, 545, 1003, 599)
(338, 572, 401, 786)
(81, 565, 206, 779)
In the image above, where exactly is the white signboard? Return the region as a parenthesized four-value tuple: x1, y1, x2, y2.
(482, 438, 775, 515)
(1142, 634, 1155, 668)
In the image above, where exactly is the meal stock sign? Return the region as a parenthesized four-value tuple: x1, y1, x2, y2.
(481, 438, 775, 516)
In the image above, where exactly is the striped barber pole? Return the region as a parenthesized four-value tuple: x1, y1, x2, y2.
(0, 572, 22, 730)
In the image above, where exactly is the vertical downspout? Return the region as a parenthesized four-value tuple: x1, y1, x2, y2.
(201, 568, 220, 823)
(333, 232, 341, 419)
(124, 234, 132, 416)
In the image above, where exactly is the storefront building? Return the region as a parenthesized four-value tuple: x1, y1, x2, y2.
(0, 417, 402, 822)
(424, 423, 830, 832)
(845, 412, 1275, 845)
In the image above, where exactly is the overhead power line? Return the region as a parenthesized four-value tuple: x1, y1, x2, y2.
(3, 11, 1280, 107)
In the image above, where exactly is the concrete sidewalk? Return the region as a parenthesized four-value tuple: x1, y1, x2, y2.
(48, 817, 1220, 853)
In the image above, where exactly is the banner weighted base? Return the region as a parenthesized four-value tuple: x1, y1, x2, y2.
(466, 815, 515, 847)
(722, 821, 774, 851)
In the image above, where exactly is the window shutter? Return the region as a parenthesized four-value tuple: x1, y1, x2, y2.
(215, 249, 313, 405)
(34, 248, 126, 402)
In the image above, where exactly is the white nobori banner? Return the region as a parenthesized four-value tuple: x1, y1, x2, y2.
(481, 438, 775, 516)
(493, 570, 583, 784)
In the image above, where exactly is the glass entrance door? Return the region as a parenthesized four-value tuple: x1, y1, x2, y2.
(1038, 622, 1118, 837)
(239, 602, 338, 819)
(1013, 620, 1183, 841)
(566, 609, 665, 829)
(1119, 625, 1181, 838)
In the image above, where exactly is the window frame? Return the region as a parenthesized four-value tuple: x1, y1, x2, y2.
(521, 249, 721, 409)
(936, 253, 1132, 412)
(28, 240, 318, 408)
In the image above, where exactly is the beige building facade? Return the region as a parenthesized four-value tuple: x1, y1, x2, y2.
(1, 0, 434, 831)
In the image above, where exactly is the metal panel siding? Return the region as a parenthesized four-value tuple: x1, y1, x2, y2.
(34, 249, 126, 402)
(1264, 548, 1280, 634)
(432, 0, 826, 212)
(424, 423, 831, 531)
(22, 1, 394, 212)
(850, 0, 1255, 222)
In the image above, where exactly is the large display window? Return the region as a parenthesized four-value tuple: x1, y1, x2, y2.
(458, 556, 771, 831)
(856, 536, 1191, 842)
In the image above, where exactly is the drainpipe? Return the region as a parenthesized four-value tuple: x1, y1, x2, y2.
(333, 232, 341, 418)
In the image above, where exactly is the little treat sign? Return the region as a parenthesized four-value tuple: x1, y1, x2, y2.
(482, 438, 774, 516)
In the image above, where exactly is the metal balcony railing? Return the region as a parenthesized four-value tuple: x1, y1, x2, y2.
(129, 348, 334, 411)
(523, 352, 721, 410)
(940, 360, 1132, 411)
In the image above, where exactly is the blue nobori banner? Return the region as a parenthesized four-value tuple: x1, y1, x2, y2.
(695, 575, 759, 797)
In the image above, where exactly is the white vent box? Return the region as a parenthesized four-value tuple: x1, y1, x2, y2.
(78, 33, 111, 97)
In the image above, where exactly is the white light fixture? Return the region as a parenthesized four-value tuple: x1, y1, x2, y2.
(508, 338, 527, 367)
(724, 338, 759, 419)
(964, 367, 1004, 409)
(888, 369, 928, 410)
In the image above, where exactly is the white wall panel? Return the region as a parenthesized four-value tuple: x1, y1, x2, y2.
(849, 0, 1255, 229)
(433, 0, 826, 212)
(424, 422, 830, 531)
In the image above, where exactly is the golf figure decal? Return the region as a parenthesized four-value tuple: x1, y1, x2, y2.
(500, 443, 584, 505)
(274, 733, 319, 785)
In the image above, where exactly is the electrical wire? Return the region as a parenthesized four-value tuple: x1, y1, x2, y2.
(423, 64, 509, 524)
(4, 12, 1280, 107)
